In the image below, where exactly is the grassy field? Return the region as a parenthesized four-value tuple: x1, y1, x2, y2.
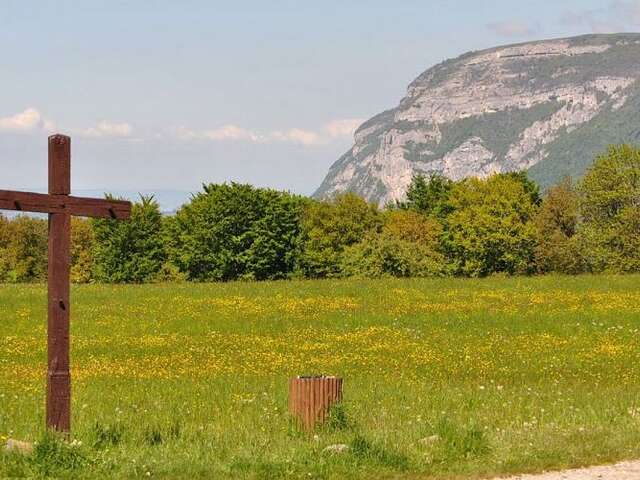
(2, 276, 640, 479)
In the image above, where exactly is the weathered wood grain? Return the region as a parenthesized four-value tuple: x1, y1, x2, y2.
(48, 134, 71, 195)
(47, 134, 71, 433)
(289, 376, 343, 431)
(0, 190, 131, 219)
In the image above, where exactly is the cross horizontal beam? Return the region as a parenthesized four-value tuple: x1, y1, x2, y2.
(0, 189, 131, 219)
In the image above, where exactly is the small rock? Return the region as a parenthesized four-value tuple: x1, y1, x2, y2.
(323, 443, 350, 454)
(4, 439, 34, 455)
(419, 435, 440, 446)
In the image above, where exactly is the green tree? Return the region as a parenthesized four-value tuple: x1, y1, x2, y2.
(71, 218, 95, 284)
(243, 191, 307, 280)
(445, 174, 539, 277)
(92, 195, 166, 283)
(341, 209, 446, 278)
(499, 171, 541, 206)
(299, 193, 382, 278)
(171, 183, 306, 281)
(401, 173, 454, 219)
(0, 214, 11, 281)
(578, 144, 640, 272)
(534, 177, 585, 274)
(4, 216, 48, 282)
(154, 215, 187, 282)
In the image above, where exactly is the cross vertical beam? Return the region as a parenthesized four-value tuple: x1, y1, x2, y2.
(46, 134, 71, 432)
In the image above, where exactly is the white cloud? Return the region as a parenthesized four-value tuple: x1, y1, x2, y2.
(487, 20, 538, 37)
(42, 119, 56, 133)
(324, 118, 364, 138)
(176, 125, 261, 142)
(0, 111, 134, 139)
(270, 128, 321, 146)
(176, 118, 363, 147)
(0, 112, 362, 146)
(174, 126, 198, 140)
(78, 121, 132, 138)
(0, 108, 46, 133)
(205, 125, 261, 142)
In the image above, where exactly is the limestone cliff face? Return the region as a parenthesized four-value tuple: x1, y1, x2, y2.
(315, 34, 640, 205)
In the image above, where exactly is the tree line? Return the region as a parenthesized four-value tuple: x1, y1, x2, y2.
(1, 144, 639, 283)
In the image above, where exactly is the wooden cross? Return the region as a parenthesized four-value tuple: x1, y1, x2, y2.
(0, 134, 131, 433)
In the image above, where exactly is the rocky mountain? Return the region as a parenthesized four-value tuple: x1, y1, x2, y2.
(315, 33, 640, 206)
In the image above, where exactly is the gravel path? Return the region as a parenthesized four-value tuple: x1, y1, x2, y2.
(496, 460, 640, 480)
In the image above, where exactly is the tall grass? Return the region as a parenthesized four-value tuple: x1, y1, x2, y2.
(1, 275, 640, 478)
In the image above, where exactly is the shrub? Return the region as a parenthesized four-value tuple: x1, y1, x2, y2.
(0, 214, 11, 282)
(2, 215, 48, 282)
(444, 174, 538, 276)
(401, 173, 454, 219)
(341, 210, 446, 278)
(71, 218, 96, 283)
(170, 183, 306, 281)
(578, 144, 640, 273)
(299, 193, 382, 278)
(534, 177, 585, 274)
(92, 195, 166, 283)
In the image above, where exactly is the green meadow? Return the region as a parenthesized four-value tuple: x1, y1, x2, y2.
(2, 275, 640, 479)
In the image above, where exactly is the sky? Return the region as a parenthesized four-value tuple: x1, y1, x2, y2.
(1, 0, 639, 197)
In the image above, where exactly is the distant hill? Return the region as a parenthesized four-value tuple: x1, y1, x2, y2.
(315, 33, 640, 205)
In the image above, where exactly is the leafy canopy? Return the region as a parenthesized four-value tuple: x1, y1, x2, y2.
(578, 144, 640, 273)
(533, 177, 584, 274)
(444, 174, 539, 277)
(171, 182, 306, 281)
(401, 173, 454, 219)
(92, 195, 166, 283)
(341, 209, 446, 278)
(299, 193, 382, 278)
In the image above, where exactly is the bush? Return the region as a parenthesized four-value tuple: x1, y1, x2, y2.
(71, 218, 96, 283)
(444, 174, 538, 276)
(578, 145, 640, 273)
(401, 173, 454, 219)
(299, 193, 382, 278)
(92, 195, 166, 283)
(534, 177, 585, 274)
(2, 215, 48, 282)
(170, 183, 306, 281)
(341, 210, 446, 278)
(0, 214, 11, 282)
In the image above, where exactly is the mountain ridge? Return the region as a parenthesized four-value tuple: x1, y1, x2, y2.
(315, 33, 640, 205)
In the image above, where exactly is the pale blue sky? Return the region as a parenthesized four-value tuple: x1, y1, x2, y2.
(1, 0, 637, 196)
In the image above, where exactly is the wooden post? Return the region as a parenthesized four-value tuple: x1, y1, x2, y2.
(289, 376, 343, 431)
(46, 134, 71, 432)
